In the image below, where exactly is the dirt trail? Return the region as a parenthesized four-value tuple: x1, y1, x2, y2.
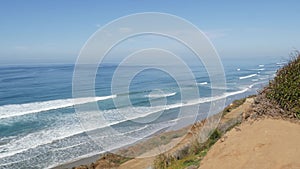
(199, 118, 300, 169)
(117, 157, 154, 169)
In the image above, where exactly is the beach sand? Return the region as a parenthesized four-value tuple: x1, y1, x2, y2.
(199, 118, 300, 169)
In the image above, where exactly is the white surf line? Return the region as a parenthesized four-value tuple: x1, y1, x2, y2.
(239, 73, 257, 80)
(148, 92, 177, 98)
(197, 82, 208, 85)
(0, 95, 116, 120)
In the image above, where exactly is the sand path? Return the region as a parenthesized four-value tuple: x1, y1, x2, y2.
(199, 118, 300, 169)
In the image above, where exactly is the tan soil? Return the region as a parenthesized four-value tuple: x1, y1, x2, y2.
(116, 157, 154, 169)
(199, 118, 300, 169)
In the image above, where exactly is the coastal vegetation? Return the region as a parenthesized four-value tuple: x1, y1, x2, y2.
(254, 52, 300, 119)
(265, 52, 300, 118)
(153, 129, 221, 169)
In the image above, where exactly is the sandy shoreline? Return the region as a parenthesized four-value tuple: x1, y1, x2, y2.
(53, 125, 189, 169)
(53, 154, 101, 169)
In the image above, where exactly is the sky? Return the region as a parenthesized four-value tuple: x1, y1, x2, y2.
(0, 0, 300, 64)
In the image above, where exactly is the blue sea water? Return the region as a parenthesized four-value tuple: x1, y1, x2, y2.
(0, 59, 284, 168)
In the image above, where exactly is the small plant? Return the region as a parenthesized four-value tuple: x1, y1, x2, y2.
(222, 98, 246, 116)
(153, 128, 222, 169)
(153, 154, 168, 169)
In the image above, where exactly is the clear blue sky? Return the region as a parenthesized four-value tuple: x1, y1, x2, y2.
(1, 0, 300, 64)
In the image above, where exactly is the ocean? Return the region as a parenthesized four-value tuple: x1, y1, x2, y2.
(0, 59, 284, 168)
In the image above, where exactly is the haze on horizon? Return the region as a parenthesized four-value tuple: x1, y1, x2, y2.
(0, 0, 300, 64)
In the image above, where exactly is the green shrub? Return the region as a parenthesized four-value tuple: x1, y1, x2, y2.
(265, 52, 300, 118)
(153, 154, 168, 169)
(153, 128, 222, 169)
(222, 98, 246, 116)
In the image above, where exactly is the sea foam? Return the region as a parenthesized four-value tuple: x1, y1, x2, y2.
(0, 95, 116, 119)
(147, 92, 177, 98)
(239, 74, 257, 80)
